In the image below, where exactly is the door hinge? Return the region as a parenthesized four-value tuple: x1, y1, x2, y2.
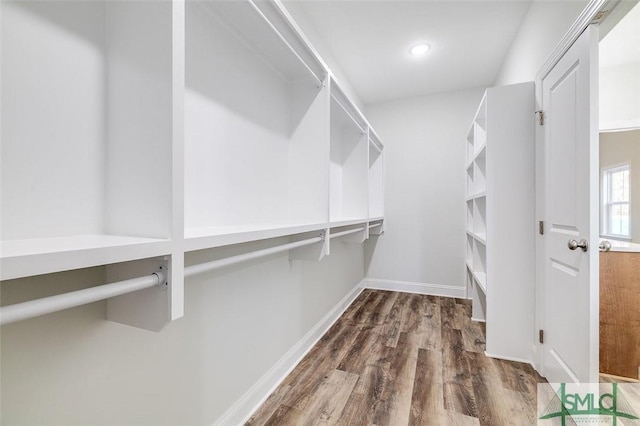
(536, 110, 545, 126)
(539, 221, 544, 235)
(539, 329, 544, 344)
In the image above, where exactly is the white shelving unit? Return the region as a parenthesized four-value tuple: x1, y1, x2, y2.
(1, 0, 174, 276)
(464, 82, 534, 362)
(184, 0, 329, 245)
(0, 0, 385, 331)
(330, 80, 369, 223)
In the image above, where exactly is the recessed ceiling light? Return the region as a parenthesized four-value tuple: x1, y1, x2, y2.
(410, 43, 431, 56)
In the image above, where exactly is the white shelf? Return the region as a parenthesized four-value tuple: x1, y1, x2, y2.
(329, 218, 369, 228)
(184, 222, 327, 252)
(469, 143, 487, 165)
(466, 192, 487, 201)
(184, 216, 384, 252)
(465, 231, 487, 245)
(1, 235, 172, 281)
(473, 232, 487, 245)
(473, 124, 487, 155)
(473, 271, 487, 293)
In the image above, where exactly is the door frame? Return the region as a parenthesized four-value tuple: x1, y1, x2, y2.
(533, 0, 626, 377)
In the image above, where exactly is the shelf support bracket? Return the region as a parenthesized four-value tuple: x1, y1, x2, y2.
(289, 230, 328, 261)
(107, 256, 172, 332)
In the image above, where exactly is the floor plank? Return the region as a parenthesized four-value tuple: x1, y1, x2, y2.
(247, 290, 544, 426)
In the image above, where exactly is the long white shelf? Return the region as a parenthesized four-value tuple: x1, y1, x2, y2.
(466, 230, 487, 245)
(474, 232, 487, 245)
(329, 218, 370, 228)
(184, 218, 379, 252)
(0, 235, 172, 281)
(465, 261, 486, 293)
(184, 222, 328, 252)
(465, 192, 487, 202)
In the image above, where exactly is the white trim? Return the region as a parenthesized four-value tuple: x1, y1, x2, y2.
(484, 351, 532, 366)
(362, 278, 467, 299)
(536, 0, 613, 81)
(600, 120, 640, 132)
(212, 282, 364, 426)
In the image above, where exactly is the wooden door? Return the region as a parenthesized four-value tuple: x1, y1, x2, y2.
(600, 251, 640, 380)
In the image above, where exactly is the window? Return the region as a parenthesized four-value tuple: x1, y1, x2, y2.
(603, 164, 630, 238)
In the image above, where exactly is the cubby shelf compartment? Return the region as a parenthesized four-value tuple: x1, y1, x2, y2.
(473, 271, 487, 293)
(368, 130, 385, 219)
(184, 0, 329, 241)
(1, 0, 174, 279)
(329, 79, 369, 223)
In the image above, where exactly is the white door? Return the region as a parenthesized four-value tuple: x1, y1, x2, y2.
(540, 25, 599, 384)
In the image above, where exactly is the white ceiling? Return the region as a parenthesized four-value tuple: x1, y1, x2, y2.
(284, 0, 533, 105)
(600, 1, 640, 68)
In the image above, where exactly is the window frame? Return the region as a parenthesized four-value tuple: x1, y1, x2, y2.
(601, 162, 631, 240)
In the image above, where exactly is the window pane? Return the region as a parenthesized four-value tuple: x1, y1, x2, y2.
(611, 170, 625, 202)
(623, 170, 630, 201)
(610, 204, 622, 235)
(621, 203, 630, 236)
(608, 203, 630, 236)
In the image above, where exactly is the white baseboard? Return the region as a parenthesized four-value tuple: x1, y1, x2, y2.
(362, 278, 466, 299)
(484, 351, 532, 366)
(213, 282, 364, 426)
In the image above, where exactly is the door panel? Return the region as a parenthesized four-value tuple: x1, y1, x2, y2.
(541, 25, 599, 384)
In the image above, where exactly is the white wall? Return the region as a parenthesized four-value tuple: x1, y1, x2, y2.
(494, 0, 589, 86)
(364, 88, 485, 292)
(600, 129, 640, 242)
(600, 63, 640, 130)
(0, 242, 364, 425)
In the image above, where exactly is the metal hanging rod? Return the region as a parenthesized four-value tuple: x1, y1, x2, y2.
(0, 271, 166, 326)
(184, 235, 323, 278)
(369, 223, 383, 230)
(329, 227, 365, 239)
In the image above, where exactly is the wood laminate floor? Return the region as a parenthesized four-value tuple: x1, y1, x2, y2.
(247, 289, 546, 426)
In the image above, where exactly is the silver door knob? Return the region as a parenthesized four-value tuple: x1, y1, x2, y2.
(599, 240, 612, 252)
(568, 239, 588, 252)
